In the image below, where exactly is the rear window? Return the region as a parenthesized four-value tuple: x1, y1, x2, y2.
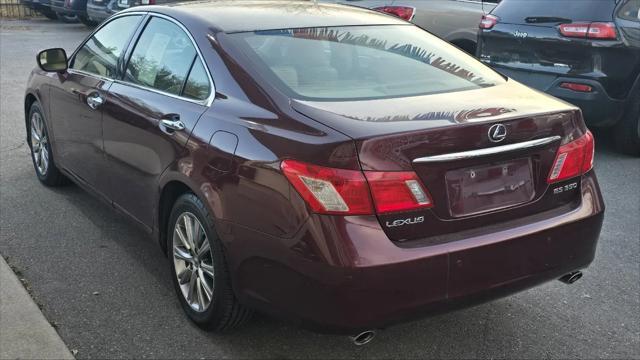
(229, 25, 505, 101)
(493, 0, 617, 23)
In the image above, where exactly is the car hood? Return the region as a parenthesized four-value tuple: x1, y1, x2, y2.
(290, 79, 577, 140)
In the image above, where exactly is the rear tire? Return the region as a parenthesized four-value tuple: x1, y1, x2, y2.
(168, 193, 252, 331)
(56, 13, 78, 23)
(28, 102, 69, 187)
(613, 88, 640, 156)
(40, 8, 58, 20)
(78, 14, 98, 27)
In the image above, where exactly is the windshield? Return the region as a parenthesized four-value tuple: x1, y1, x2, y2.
(229, 25, 505, 101)
(493, 0, 617, 23)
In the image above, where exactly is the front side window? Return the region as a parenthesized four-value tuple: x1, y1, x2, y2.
(125, 17, 197, 96)
(230, 25, 505, 101)
(71, 15, 141, 78)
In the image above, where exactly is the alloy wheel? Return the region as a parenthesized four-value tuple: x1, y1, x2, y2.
(30, 112, 49, 176)
(172, 212, 214, 312)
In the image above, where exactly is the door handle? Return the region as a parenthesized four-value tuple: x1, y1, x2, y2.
(86, 92, 104, 110)
(160, 116, 185, 132)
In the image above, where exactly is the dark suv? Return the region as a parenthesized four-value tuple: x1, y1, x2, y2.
(477, 0, 640, 155)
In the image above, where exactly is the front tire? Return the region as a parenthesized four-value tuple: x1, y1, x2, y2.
(28, 102, 68, 187)
(168, 193, 252, 331)
(613, 88, 640, 156)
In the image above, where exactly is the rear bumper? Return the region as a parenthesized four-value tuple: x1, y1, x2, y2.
(494, 66, 626, 127)
(228, 171, 604, 333)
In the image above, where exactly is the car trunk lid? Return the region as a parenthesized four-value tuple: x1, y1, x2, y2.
(291, 81, 587, 242)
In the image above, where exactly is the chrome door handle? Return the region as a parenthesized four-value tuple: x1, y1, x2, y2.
(86, 93, 104, 110)
(160, 119, 185, 131)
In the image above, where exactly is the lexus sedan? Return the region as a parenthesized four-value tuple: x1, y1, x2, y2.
(25, 0, 604, 342)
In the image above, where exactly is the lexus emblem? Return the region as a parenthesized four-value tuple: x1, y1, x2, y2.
(488, 124, 507, 143)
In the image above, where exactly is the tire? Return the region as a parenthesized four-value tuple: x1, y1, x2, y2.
(78, 14, 98, 27)
(28, 102, 69, 187)
(39, 8, 58, 20)
(168, 193, 252, 331)
(56, 13, 78, 23)
(613, 88, 640, 156)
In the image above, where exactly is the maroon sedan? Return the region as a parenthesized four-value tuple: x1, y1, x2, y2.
(25, 0, 604, 344)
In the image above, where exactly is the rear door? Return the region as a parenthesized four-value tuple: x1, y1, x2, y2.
(102, 15, 212, 228)
(49, 14, 143, 196)
(478, 0, 620, 91)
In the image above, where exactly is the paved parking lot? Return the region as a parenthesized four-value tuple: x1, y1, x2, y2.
(1, 20, 639, 359)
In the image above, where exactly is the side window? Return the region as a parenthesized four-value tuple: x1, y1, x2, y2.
(125, 17, 197, 96)
(183, 58, 211, 101)
(618, 0, 640, 21)
(71, 15, 141, 78)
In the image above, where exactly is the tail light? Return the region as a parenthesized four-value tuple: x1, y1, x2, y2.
(281, 160, 433, 215)
(365, 172, 433, 214)
(479, 14, 499, 29)
(547, 131, 595, 183)
(373, 6, 415, 21)
(560, 82, 593, 93)
(559, 22, 617, 40)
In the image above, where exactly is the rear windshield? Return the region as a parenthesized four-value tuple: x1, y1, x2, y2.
(229, 25, 505, 101)
(493, 0, 617, 23)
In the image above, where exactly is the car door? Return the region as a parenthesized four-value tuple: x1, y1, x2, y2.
(102, 15, 212, 228)
(49, 14, 143, 196)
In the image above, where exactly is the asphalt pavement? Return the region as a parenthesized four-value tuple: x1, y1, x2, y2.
(1, 19, 639, 359)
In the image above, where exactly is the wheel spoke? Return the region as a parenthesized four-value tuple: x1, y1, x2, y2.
(198, 268, 213, 301)
(31, 128, 40, 142)
(200, 262, 214, 278)
(173, 246, 193, 263)
(183, 215, 196, 251)
(41, 147, 49, 172)
(175, 225, 190, 250)
(192, 223, 203, 251)
(196, 277, 206, 310)
(187, 269, 197, 303)
(197, 239, 210, 259)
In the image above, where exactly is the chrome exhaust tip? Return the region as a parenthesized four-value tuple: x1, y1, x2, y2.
(559, 271, 583, 284)
(350, 330, 376, 346)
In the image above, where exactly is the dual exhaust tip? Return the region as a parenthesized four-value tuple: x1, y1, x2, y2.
(350, 330, 376, 346)
(559, 271, 583, 284)
(348, 271, 583, 346)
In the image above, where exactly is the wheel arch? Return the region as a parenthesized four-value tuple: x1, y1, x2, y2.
(157, 179, 196, 255)
(450, 38, 477, 55)
(24, 93, 39, 144)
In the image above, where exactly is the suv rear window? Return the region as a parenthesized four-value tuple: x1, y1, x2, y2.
(493, 0, 617, 23)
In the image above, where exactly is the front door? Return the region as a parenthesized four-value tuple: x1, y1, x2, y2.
(49, 14, 143, 195)
(102, 16, 212, 228)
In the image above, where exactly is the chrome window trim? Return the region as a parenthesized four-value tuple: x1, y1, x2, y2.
(68, 12, 148, 69)
(412, 136, 561, 163)
(68, 11, 216, 107)
(119, 12, 216, 107)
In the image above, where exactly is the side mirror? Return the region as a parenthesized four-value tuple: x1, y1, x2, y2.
(37, 48, 68, 73)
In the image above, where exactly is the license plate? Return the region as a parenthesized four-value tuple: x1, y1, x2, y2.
(445, 158, 534, 217)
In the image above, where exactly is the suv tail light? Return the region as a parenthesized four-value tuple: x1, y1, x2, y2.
(373, 6, 415, 21)
(559, 22, 617, 40)
(547, 131, 595, 183)
(479, 14, 499, 29)
(281, 160, 433, 215)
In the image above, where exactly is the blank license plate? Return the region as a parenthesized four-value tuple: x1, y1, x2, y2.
(445, 158, 535, 217)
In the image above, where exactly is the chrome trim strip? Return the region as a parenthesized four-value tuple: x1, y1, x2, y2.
(68, 11, 215, 107)
(412, 136, 562, 163)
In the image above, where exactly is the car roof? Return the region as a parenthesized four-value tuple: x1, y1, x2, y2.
(133, 0, 408, 33)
